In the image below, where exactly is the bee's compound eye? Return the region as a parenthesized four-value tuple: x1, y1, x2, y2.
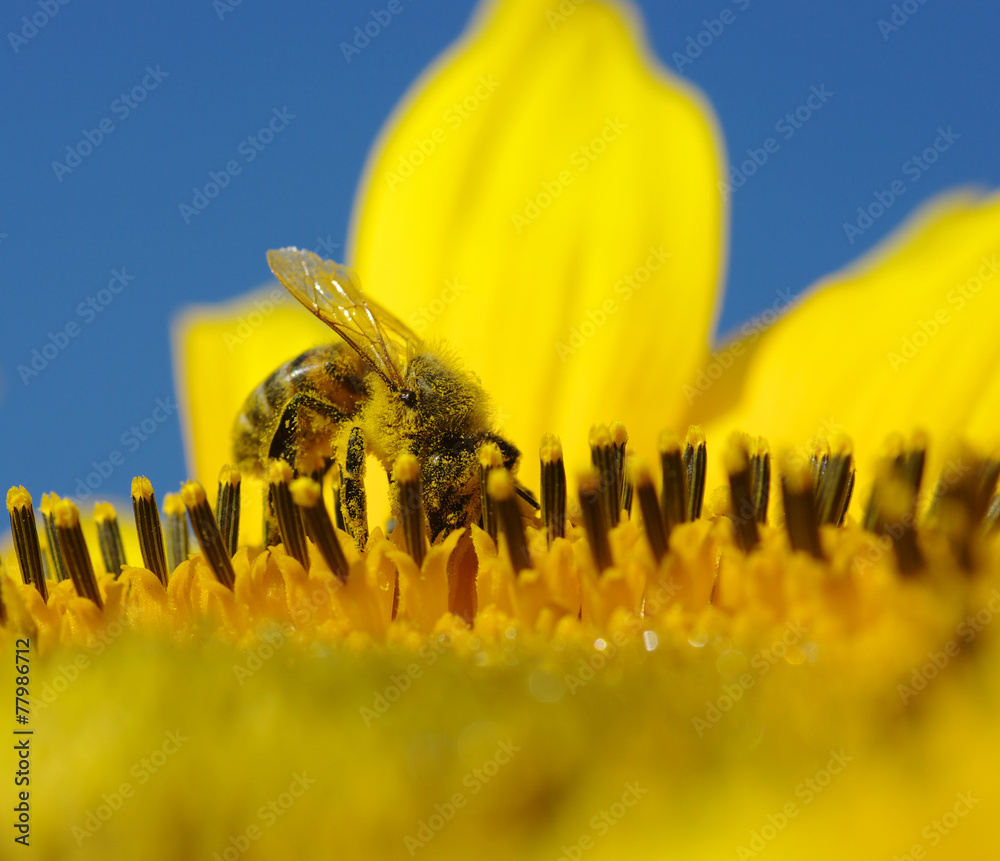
(400, 389, 417, 408)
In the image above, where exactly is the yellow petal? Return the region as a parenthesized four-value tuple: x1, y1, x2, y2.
(350, 0, 724, 470)
(694, 190, 1000, 499)
(392, 528, 463, 632)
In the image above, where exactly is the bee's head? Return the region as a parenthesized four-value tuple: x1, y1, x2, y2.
(400, 351, 489, 435)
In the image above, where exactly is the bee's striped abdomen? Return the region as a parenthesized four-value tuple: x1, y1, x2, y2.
(232, 343, 368, 475)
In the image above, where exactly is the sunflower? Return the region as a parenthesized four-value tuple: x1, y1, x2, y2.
(4, 1, 1000, 859)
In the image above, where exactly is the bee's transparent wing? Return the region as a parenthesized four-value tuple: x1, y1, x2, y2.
(267, 247, 419, 391)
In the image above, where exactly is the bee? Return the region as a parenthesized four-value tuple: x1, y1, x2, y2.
(233, 247, 531, 544)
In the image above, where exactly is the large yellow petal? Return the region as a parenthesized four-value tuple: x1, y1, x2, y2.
(350, 0, 724, 474)
(693, 190, 1000, 504)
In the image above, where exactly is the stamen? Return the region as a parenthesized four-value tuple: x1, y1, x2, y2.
(683, 425, 707, 520)
(6, 486, 47, 600)
(488, 469, 532, 574)
(725, 434, 759, 553)
(267, 460, 309, 569)
(40, 493, 68, 582)
(862, 435, 906, 531)
(589, 424, 620, 529)
(54, 499, 103, 608)
(181, 481, 235, 589)
(131, 477, 168, 585)
(291, 477, 348, 582)
(985, 493, 1000, 533)
(809, 437, 830, 499)
(779, 453, 824, 560)
(975, 446, 1000, 521)
(479, 441, 504, 542)
(876, 477, 924, 575)
(343, 427, 369, 548)
(393, 454, 427, 567)
(579, 473, 613, 573)
(539, 433, 566, 547)
(632, 457, 667, 564)
(610, 422, 633, 517)
(901, 429, 928, 495)
(94, 501, 126, 579)
(938, 498, 974, 571)
(658, 430, 686, 537)
(215, 464, 241, 559)
(814, 436, 855, 526)
(163, 492, 189, 573)
(749, 435, 771, 524)
(929, 443, 996, 570)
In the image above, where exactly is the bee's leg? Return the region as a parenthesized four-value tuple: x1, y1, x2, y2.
(331, 465, 348, 533)
(483, 432, 539, 510)
(342, 426, 368, 549)
(263, 488, 281, 547)
(267, 394, 344, 467)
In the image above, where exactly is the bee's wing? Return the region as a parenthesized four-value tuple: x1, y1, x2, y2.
(267, 247, 419, 391)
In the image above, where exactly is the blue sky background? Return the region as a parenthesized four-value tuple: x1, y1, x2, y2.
(1, 0, 998, 506)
